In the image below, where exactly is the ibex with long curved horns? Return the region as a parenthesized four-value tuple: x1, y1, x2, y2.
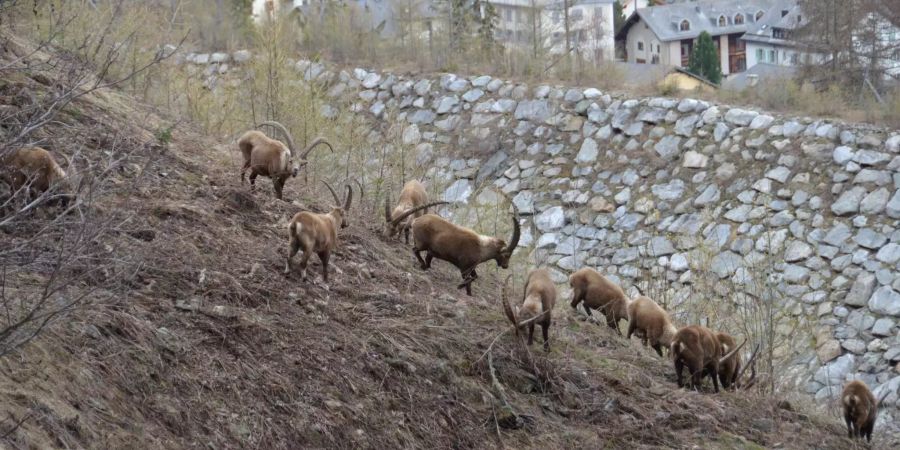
(238, 121, 333, 199)
(284, 181, 353, 282)
(391, 194, 520, 296)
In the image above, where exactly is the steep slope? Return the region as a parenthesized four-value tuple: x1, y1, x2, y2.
(0, 38, 878, 449)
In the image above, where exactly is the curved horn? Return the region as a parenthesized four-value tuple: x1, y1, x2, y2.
(501, 275, 518, 334)
(351, 177, 364, 200)
(300, 136, 334, 159)
(390, 201, 448, 227)
(384, 192, 392, 222)
(256, 121, 296, 153)
(343, 184, 353, 210)
(719, 339, 747, 366)
(500, 192, 520, 256)
(322, 181, 341, 205)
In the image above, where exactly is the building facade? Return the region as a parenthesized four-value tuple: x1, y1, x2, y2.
(616, 0, 778, 77)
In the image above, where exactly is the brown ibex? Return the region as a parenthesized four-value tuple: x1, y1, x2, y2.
(284, 182, 352, 282)
(502, 269, 557, 351)
(1, 147, 73, 206)
(670, 325, 744, 393)
(238, 121, 333, 199)
(627, 296, 678, 357)
(392, 196, 520, 296)
(842, 380, 877, 442)
(383, 179, 429, 244)
(568, 268, 630, 334)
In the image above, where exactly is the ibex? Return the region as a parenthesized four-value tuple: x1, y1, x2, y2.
(568, 268, 630, 334)
(383, 179, 429, 244)
(627, 296, 678, 357)
(842, 380, 877, 442)
(670, 325, 744, 393)
(391, 196, 520, 296)
(284, 182, 352, 282)
(1, 147, 73, 207)
(502, 269, 557, 351)
(238, 121, 333, 199)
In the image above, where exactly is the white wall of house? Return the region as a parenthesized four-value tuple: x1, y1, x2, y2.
(719, 35, 730, 76)
(745, 42, 806, 68)
(541, 2, 615, 62)
(625, 20, 665, 64)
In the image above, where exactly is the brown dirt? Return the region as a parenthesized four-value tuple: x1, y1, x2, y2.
(0, 36, 893, 450)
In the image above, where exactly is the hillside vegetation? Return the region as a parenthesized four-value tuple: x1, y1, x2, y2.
(0, 32, 881, 449)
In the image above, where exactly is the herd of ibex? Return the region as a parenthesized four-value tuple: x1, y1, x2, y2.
(2, 122, 882, 443)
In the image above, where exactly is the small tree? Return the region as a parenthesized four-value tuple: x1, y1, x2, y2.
(688, 31, 722, 85)
(613, 1, 625, 33)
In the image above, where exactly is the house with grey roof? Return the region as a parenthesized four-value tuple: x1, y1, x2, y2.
(615, 0, 778, 77)
(741, 0, 820, 69)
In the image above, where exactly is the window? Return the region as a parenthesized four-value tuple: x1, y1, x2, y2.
(638, 41, 644, 51)
(680, 20, 690, 31)
(571, 8, 583, 23)
(651, 54, 660, 64)
(517, 9, 524, 23)
(504, 9, 512, 22)
(790, 53, 799, 65)
(657, 44, 660, 53)
(755, 10, 764, 21)
(769, 50, 777, 63)
(756, 48, 764, 62)
(553, 11, 560, 24)
(718, 15, 726, 27)
(734, 13, 744, 25)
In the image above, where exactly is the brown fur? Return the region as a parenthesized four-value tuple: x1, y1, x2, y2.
(716, 332, 742, 390)
(506, 269, 557, 351)
(284, 183, 352, 282)
(409, 205, 519, 296)
(238, 123, 332, 200)
(384, 180, 428, 244)
(1, 147, 71, 205)
(842, 380, 877, 442)
(670, 325, 723, 392)
(626, 296, 678, 357)
(568, 268, 629, 334)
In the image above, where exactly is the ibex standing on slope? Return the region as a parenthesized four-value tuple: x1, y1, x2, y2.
(502, 269, 557, 351)
(284, 182, 352, 282)
(1, 147, 74, 207)
(238, 121, 333, 199)
(383, 179, 429, 244)
(391, 196, 521, 296)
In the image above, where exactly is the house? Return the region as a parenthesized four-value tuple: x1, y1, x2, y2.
(616, 0, 778, 76)
(490, 0, 616, 63)
(251, 0, 433, 38)
(741, 0, 818, 68)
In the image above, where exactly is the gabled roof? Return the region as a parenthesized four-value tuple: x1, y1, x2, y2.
(741, 0, 803, 45)
(671, 66, 719, 88)
(722, 63, 798, 90)
(616, 0, 778, 42)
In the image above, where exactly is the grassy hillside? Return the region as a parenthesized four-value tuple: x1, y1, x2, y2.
(0, 33, 881, 450)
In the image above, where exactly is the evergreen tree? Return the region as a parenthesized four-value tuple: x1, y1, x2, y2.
(613, 1, 625, 33)
(688, 31, 722, 85)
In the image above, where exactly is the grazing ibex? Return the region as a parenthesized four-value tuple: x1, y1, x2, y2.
(1, 147, 73, 207)
(392, 196, 520, 296)
(670, 325, 744, 393)
(568, 268, 630, 334)
(284, 182, 352, 282)
(238, 121, 333, 199)
(627, 296, 678, 357)
(842, 380, 878, 443)
(383, 179, 429, 244)
(502, 269, 557, 351)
